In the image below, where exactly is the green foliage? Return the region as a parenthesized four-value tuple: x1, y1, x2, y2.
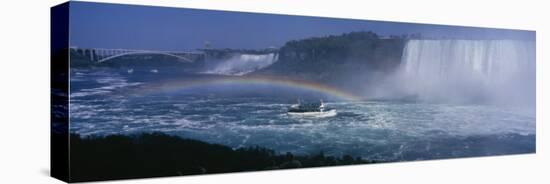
(69, 132, 375, 182)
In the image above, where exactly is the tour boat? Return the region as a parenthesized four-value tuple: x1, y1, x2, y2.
(287, 99, 337, 117)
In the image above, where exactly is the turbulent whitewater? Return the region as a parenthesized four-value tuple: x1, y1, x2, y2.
(399, 39, 535, 105)
(69, 39, 536, 162)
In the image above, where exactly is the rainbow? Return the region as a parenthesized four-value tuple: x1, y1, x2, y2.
(140, 76, 362, 101)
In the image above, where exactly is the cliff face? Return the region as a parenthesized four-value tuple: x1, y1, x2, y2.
(254, 32, 406, 91)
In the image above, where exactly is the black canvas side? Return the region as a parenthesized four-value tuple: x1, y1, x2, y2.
(51, 2, 70, 183)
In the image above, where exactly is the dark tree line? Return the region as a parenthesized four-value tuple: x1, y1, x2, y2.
(69, 132, 376, 182)
(260, 31, 406, 76)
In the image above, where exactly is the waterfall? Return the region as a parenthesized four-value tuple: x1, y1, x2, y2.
(399, 39, 535, 105)
(204, 53, 278, 76)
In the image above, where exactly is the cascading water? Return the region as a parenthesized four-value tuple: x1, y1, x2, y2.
(399, 39, 535, 105)
(204, 53, 278, 76)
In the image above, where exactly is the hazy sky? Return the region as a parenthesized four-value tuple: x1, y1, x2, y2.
(69, 1, 535, 51)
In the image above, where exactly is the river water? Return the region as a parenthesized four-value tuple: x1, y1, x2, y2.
(69, 68, 535, 161)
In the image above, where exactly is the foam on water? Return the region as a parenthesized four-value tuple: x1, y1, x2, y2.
(70, 72, 142, 98)
(69, 70, 535, 161)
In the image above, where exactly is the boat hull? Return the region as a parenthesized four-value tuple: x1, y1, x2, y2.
(287, 109, 337, 118)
